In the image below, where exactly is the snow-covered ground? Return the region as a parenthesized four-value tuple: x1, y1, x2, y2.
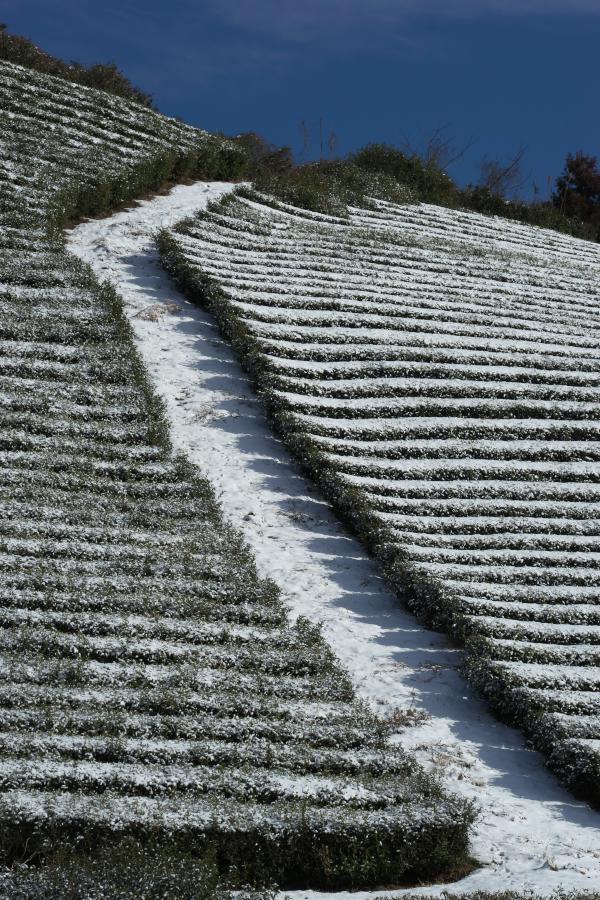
(68, 182, 600, 898)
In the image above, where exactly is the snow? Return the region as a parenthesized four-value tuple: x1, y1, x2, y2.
(68, 182, 600, 897)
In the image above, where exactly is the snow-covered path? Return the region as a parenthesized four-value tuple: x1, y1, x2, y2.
(68, 182, 600, 898)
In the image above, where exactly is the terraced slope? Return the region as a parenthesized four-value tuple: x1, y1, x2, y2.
(0, 60, 243, 231)
(159, 189, 600, 804)
(0, 62, 473, 887)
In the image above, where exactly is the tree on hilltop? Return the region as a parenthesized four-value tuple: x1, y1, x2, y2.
(553, 152, 600, 238)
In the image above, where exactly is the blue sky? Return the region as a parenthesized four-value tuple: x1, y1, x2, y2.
(5, 0, 600, 194)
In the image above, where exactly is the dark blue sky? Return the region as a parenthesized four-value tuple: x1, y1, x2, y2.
(5, 0, 600, 194)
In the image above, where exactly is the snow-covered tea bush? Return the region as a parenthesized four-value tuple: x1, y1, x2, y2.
(0, 60, 246, 232)
(160, 187, 600, 804)
(0, 61, 474, 888)
(0, 840, 276, 900)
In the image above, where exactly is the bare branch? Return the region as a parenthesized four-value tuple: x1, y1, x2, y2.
(298, 119, 310, 163)
(327, 129, 339, 160)
(478, 145, 529, 197)
(400, 124, 475, 171)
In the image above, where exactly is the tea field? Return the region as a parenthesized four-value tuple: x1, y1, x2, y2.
(159, 188, 600, 805)
(0, 61, 475, 889)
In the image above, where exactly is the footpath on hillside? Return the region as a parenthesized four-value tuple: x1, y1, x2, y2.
(68, 181, 600, 899)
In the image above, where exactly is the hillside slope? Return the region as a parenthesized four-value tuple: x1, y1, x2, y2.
(0, 60, 246, 226)
(68, 179, 600, 897)
(0, 61, 474, 889)
(159, 189, 600, 803)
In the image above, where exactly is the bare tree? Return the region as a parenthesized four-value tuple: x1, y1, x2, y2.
(327, 128, 339, 160)
(298, 119, 340, 162)
(298, 119, 310, 162)
(401, 125, 475, 171)
(478, 146, 528, 197)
